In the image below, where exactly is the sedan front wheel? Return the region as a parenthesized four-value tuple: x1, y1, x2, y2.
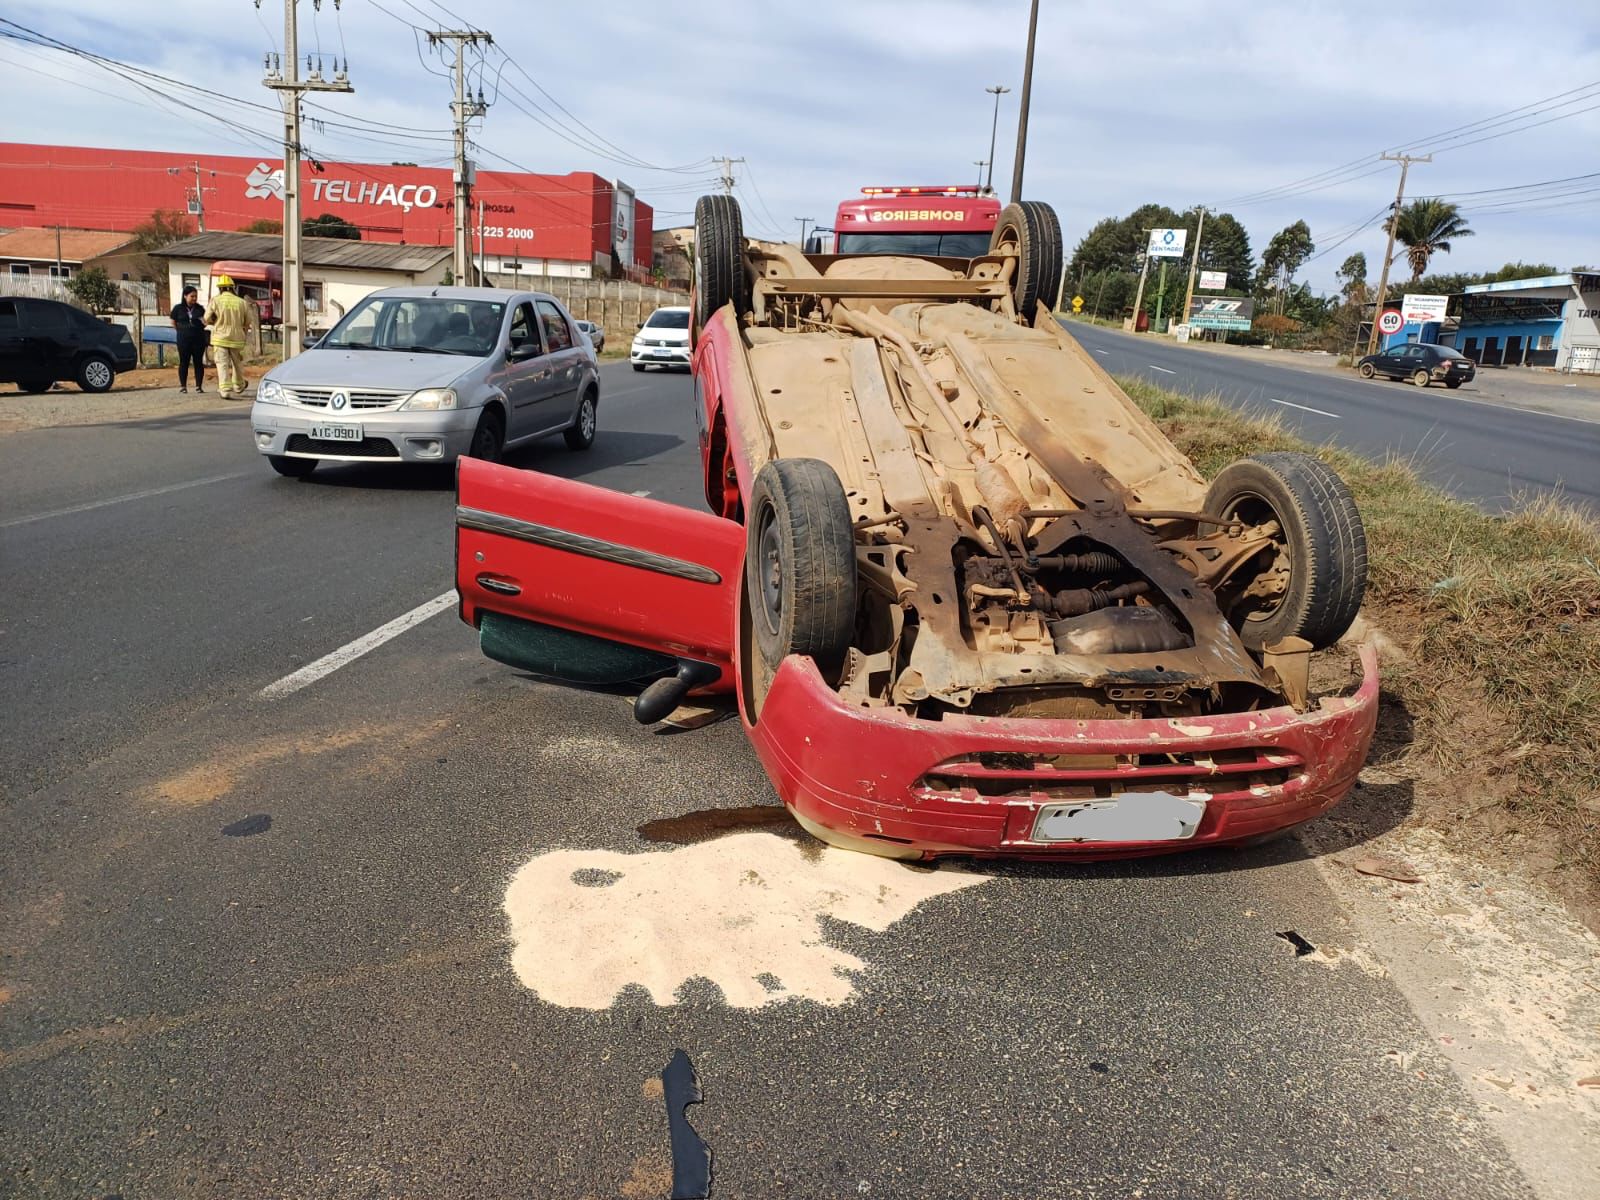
(1358, 362, 1375, 378)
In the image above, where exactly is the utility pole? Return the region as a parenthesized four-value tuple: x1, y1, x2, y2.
(716, 156, 745, 195)
(974, 161, 988, 191)
(1154, 260, 1169, 330)
(263, 1, 353, 359)
(1180, 207, 1208, 333)
(478, 198, 487, 285)
(984, 85, 1010, 194)
(54, 225, 62, 277)
(428, 29, 492, 284)
(795, 217, 813, 246)
(1129, 251, 1152, 332)
(169, 162, 215, 231)
(1365, 151, 1430, 354)
(1008, 0, 1040, 204)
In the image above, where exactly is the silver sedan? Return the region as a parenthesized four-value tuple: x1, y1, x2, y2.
(250, 286, 601, 477)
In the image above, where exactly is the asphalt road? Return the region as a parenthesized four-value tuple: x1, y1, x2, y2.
(1, 360, 1536, 1198)
(1066, 322, 1600, 512)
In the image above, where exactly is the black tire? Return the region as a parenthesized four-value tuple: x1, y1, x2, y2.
(692, 194, 750, 333)
(746, 458, 857, 678)
(564, 389, 597, 451)
(75, 354, 114, 393)
(632, 363, 645, 372)
(468, 408, 505, 463)
(16, 377, 52, 393)
(1358, 362, 1375, 379)
(1204, 452, 1367, 652)
(1411, 369, 1430, 388)
(1445, 379, 1463, 389)
(267, 454, 317, 478)
(990, 200, 1064, 320)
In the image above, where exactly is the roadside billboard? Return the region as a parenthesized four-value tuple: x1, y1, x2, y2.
(1199, 270, 1227, 290)
(1400, 293, 1450, 324)
(1187, 295, 1254, 331)
(1147, 228, 1188, 258)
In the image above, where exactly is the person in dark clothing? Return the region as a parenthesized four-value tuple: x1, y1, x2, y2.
(171, 286, 208, 393)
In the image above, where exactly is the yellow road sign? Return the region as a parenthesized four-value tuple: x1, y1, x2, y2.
(1071, 295, 1084, 313)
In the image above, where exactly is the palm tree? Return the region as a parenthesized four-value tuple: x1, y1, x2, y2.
(1391, 199, 1473, 281)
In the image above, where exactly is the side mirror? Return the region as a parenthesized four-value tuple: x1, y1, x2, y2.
(507, 341, 541, 362)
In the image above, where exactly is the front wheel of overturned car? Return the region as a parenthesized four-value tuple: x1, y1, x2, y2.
(746, 458, 857, 691)
(990, 200, 1064, 320)
(564, 390, 597, 451)
(267, 454, 317, 478)
(692, 193, 750, 334)
(1205, 451, 1367, 652)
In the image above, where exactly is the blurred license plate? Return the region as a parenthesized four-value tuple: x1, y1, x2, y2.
(651, 350, 673, 358)
(310, 424, 361, 441)
(1032, 792, 1206, 843)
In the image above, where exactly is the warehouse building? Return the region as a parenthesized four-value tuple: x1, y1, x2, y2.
(1454, 272, 1600, 372)
(0, 142, 652, 280)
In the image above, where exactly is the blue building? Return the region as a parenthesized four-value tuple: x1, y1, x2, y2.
(1452, 273, 1600, 372)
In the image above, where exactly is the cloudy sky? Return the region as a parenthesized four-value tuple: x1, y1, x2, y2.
(1, 1, 1596, 289)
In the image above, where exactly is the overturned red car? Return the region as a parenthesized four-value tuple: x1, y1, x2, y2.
(455, 195, 1377, 860)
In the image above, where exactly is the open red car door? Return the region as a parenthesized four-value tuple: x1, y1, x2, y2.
(456, 459, 744, 721)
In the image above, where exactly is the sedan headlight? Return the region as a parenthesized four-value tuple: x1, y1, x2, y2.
(257, 379, 287, 404)
(401, 388, 457, 411)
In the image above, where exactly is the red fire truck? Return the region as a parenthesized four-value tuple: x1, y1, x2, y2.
(827, 185, 1001, 257)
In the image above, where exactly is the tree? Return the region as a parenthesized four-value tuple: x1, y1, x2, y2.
(1335, 252, 1367, 301)
(242, 218, 283, 234)
(66, 266, 120, 314)
(1391, 198, 1472, 281)
(130, 209, 195, 254)
(302, 212, 361, 240)
(1258, 220, 1315, 313)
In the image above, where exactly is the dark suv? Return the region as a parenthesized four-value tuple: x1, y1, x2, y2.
(0, 297, 139, 393)
(1356, 342, 1475, 389)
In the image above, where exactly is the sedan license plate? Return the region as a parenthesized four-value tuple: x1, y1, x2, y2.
(650, 349, 674, 358)
(1032, 791, 1206, 843)
(309, 423, 362, 441)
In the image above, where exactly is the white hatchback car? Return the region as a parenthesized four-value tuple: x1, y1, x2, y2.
(630, 306, 690, 371)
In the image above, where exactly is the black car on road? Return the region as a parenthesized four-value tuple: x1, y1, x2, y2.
(0, 296, 139, 394)
(1356, 341, 1475, 389)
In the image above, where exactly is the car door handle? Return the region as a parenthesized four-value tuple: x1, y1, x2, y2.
(476, 575, 521, 596)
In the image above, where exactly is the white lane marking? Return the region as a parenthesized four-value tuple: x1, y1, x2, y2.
(259, 590, 457, 699)
(0, 472, 249, 529)
(1093, 349, 1110, 356)
(630, 489, 652, 497)
(1147, 365, 1176, 374)
(1267, 396, 1341, 419)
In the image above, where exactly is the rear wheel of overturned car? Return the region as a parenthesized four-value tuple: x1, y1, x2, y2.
(745, 458, 857, 704)
(564, 390, 597, 451)
(1358, 362, 1376, 379)
(693, 193, 750, 335)
(468, 408, 504, 463)
(1204, 451, 1367, 652)
(1412, 369, 1431, 387)
(267, 454, 317, 478)
(76, 353, 114, 393)
(990, 200, 1064, 320)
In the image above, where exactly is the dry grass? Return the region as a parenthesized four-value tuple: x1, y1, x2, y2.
(1123, 377, 1600, 903)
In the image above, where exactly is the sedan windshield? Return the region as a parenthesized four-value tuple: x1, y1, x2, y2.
(324, 296, 506, 356)
(644, 309, 690, 330)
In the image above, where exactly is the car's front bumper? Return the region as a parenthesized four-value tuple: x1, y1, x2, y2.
(250, 402, 480, 463)
(745, 644, 1380, 859)
(631, 343, 690, 367)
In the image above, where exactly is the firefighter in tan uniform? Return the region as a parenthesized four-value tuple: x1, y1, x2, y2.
(204, 275, 253, 399)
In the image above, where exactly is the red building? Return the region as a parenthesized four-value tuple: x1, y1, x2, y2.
(0, 142, 652, 277)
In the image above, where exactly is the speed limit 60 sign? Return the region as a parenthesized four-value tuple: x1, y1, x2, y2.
(1378, 310, 1404, 335)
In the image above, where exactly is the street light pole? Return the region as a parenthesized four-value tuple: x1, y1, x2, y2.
(1008, 0, 1040, 204)
(984, 85, 1010, 195)
(974, 161, 988, 191)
